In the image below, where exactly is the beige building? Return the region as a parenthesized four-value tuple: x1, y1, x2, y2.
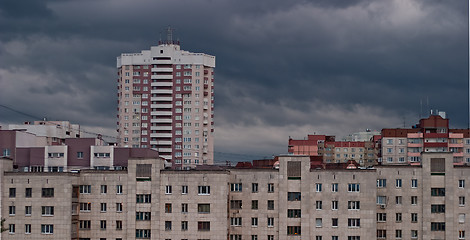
(1, 152, 469, 240)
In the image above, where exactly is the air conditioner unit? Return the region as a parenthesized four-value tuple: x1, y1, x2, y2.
(380, 204, 386, 209)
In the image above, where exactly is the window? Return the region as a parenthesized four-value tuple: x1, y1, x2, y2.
(377, 230, 386, 239)
(460, 196, 466, 206)
(9, 224, 15, 234)
(252, 200, 258, 210)
(348, 201, 360, 210)
(230, 200, 243, 209)
(136, 229, 151, 239)
(136, 194, 151, 203)
(136, 212, 151, 221)
(252, 183, 258, 193)
(101, 203, 107, 212)
(79, 220, 91, 229)
(287, 226, 301, 235)
(316, 218, 322, 227)
(411, 230, 418, 239)
(316, 183, 322, 192)
(316, 201, 322, 210)
(268, 183, 275, 193)
(181, 203, 188, 213)
(267, 200, 274, 210)
(288, 209, 301, 218)
(42, 206, 54, 216)
(377, 179, 387, 188)
(395, 179, 402, 188)
(77, 151, 84, 158)
(459, 180, 465, 188)
(25, 224, 31, 234)
(377, 196, 387, 205)
(230, 183, 242, 192)
(165, 185, 172, 194)
(9, 206, 15, 215)
(268, 235, 274, 240)
(332, 218, 338, 227)
(267, 217, 274, 227)
(395, 230, 402, 239)
(230, 217, 242, 226)
(288, 192, 301, 201)
(348, 237, 360, 240)
(316, 237, 322, 240)
(411, 179, 418, 188)
(348, 183, 360, 192)
(396, 196, 402, 205)
(198, 186, 210, 195)
(332, 236, 339, 240)
(230, 235, 242, 240)
(80, 203, 91, 212)
(101, 185, 107, 194)
(348, 218, 360, 228)
(9, 188, 15, 198)
(431, 222, 445, 231)
(198, 204, 210, 213)
(377, 213, 386, 222)
(100, 220, 107, 229)
(163, 203, 172, 213)
(116, 220, 122, 230)
(431, 188, 445, 196)
(198, 221, 210, 231)
(252, 217, 258, 227)
(116, 203, 123, 212)
(79, 185, 91, 194)
(116, 185, 123, 194)
(25, 206, 32, 215)
(396, 213, 402, 222)
(459, 213, 465, 223)
(411, 213, 418, 222)
(181, 221, 188, 231)
(411, 196, 418, 205)
(165, 221, 172, 231)
(332, 200, 338, 210)
(431, 204, 445, 213)
(332, 183, 338, 192)
(182, 185, 188, 194)
(25, 188, 32, 198)
(459, 230, 465, 239)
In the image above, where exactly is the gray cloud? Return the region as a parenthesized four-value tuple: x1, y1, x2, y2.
(0, 0, 467, 161)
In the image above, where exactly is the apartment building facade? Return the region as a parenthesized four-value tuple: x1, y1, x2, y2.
(1, 153, 469, 240)
(116, 39, 215, 168)
(381, 114, 470, 165)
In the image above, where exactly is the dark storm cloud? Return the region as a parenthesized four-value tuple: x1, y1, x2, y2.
(0, 0, 467, 159)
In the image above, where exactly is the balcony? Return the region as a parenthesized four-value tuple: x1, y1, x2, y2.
(151, 89, 173, 94)
(151, 97, 173, 101)
(151, 126, 172, 131)
(151, 67, 173, 72)
(423, 142, 448, 148)
(150, 118, 172, 123)
(151, 82, 173, 87)
(151, 75, 173, 80)
(152, 133, 172, 138)
(151, 104, 173, 108)
(150, 111, 172, 116)
(408, 143, 422, 148)
(150, 141, 172, 145)
(157, 148, 172, 153)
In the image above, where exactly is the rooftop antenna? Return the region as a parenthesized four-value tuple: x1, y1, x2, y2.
(166, 26, 173, 43)
(468, 1, 470, 129)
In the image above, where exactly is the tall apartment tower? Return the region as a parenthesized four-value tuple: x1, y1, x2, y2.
(116, 35, 215, 168)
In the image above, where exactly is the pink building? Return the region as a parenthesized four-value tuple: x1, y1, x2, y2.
(116, 35, 215, 169)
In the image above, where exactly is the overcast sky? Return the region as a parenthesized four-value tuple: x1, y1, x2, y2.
(0, 0, 468, 162)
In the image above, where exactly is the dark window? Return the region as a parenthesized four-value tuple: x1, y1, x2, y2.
(25, 188, 32, 198)
(431, 188, 445, 196)
(288, 192, 301, 201)
(9, 188, 16, 198)
(288, 209, 301, 218)
(198, 204, 210, 213)
(230, 200, 242, 209)
(431, 204, 445, 213)
(251, 200, 258, 210)
(42, 188, 54, 198)
(287, 161, 301, 179)
(287, 226, 301, 235)
(431, 222, 445, 231)
(267, 200, 274, 210)
(198, 221, 210, 231)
